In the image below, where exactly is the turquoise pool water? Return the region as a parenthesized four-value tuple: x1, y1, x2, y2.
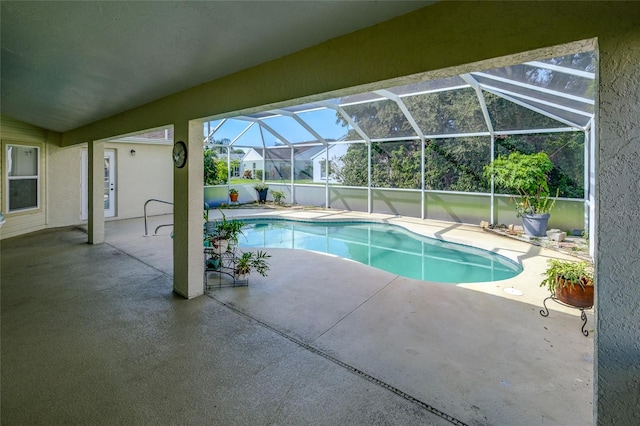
(238, 219, 522, 283)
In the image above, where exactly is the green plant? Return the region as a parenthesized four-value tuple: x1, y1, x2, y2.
(484, 152, 556, 216)
(229, 188, 239, 195)
(235, 250, 271, 276)
(540, 259, 594, 293)
(207, 210, 245, 242)
(271, 189, 285, 204)
(203, 202, 210, 222)
(254, 182, 269, 191)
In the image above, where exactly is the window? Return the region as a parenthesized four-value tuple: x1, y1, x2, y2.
(6, 144, 40, 212)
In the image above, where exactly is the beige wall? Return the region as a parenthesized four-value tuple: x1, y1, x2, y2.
(107, 142, 173, 219)
(1, 115, 173, 240)
(47, 142, 83, 228)
(0, 116, 48, 239)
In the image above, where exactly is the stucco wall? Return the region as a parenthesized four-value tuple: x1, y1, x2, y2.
(596, 33, 640, 424)
(47, 143, 83, 228)
(110, 142, 173, 219)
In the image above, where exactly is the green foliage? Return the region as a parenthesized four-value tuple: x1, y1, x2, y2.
(329, 89, 585, 198)
(271, 190, 285, 203)
(335, 143, 368, 186)
(484, 152, 555, 215)
(255, 170, 263, 180)
(236, 250, 271, 276)
(424, 138, 490, 192)
(204, 148, 228, 185)
(254, 183, 269, 191)
(206, 210, 244, 242)
(540, 259, 594, 293)
(371, 142, 422, 189)
(229, 188, 238, 195)
(495, 133, 585, 198)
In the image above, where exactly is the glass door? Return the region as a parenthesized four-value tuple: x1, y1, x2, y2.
(81, 149, 116, 219)
(103, 151, 115, 217)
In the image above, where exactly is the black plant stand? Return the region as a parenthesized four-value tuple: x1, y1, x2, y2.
(540, 295, 592, 337)
(204, 246, 248, 290)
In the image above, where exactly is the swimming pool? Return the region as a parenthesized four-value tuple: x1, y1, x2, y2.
(238, 219, 522, 283)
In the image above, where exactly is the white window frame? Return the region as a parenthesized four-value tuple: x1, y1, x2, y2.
(5, 144, 41, 213)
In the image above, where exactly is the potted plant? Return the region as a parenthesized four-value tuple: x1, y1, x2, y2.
(205, 210, 245, 253)
(234, 250, 271, 281)
(254, 183, 269, 203)
(271, 189, 285, 205)
(229, 188, 239, 203)
(483, 151, 556, 236)
(540, 259, 594, 308)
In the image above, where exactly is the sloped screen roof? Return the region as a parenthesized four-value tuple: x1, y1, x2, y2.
(205, 52, 595, 149)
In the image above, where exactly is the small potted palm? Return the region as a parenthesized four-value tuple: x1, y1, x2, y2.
(234, 250, 271, 281)
(484, 151, 557, 236)
(271, 189, 285, 205)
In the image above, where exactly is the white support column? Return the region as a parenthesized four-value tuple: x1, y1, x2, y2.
(88, 140, 105, 245)
(290, 147, 295, 201)
(588, 124, 596, 258)
(325, 146, 330, 208)
(490, 134, 495, 224)
(367, 142, 372, 214)
(173, 121, 204, 299)
(420, 138, 425, 220)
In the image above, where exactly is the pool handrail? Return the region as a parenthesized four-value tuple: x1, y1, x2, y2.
(144, 198, 173, 236)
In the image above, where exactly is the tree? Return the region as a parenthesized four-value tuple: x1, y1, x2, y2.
(332, 86, 584, 197)
(204, 148, 228, 185)
(334, 143, 368, 186)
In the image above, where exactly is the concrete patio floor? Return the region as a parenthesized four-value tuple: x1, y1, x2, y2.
(1, 209, 594, 425)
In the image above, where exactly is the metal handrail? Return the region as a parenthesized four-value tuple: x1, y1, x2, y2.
(144, 199, 173, 236)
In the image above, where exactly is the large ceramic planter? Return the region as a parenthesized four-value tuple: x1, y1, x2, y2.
(522, 213, 550, 237)
(256, 189, 268, 203)
(555, 276, 594, 308)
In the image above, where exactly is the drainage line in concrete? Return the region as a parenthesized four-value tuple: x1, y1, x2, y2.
(104, 242, 173, 280)
(208, 294, 468, 426)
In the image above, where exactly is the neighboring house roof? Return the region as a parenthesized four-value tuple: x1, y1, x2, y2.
(229, 152, 244, 162)
(242, 149, 264, 162)
(245, 145, 325, 161)
(310, 144, 348, 160)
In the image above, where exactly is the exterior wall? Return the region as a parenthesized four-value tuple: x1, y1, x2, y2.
(47, 142, 83, 228)
(241, 149, 263, 179)
(108, 142, 173, 219)
(0, 116, 173, 240)
(596, 30, 640, 424)
(0, 116, 48, 239)
(311, 144, 348, 183)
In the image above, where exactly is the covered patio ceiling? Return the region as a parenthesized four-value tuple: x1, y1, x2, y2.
(205, 51, 595, 150)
